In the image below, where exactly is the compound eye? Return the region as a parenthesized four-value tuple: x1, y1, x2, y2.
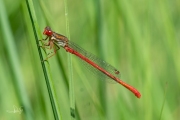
(43, 28, 53, 36)
(48, 30, 52, 35)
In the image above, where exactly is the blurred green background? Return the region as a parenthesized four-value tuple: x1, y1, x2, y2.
(0, 0, 180, 120)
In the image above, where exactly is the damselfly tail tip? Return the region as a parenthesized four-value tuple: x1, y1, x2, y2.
(135, 92, 141, 98)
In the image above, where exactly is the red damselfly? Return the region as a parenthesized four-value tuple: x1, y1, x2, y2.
(40, 26, 141, 98)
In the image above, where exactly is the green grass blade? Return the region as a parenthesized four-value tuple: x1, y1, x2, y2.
(159, 83, 168, 120)
(63, 0, 76, 119)
(25, 0, 62, 119)
(0, 0, 33, 119)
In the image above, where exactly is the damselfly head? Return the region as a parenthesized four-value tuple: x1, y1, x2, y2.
(43, 26, 53, 36)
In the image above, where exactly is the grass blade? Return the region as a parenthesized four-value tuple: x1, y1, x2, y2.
(159, 82, 168, 120)
(25, 0, 62, 119)
(0, 0, 33, 119)
(63, 0, 76, 119)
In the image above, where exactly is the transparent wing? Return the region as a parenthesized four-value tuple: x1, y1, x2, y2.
(67, 40, 121, 81)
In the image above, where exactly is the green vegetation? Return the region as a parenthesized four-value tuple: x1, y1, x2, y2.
(0, 0, 179, 120)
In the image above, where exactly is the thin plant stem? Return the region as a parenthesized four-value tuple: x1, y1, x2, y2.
(63, 0, 76, 119)
(0, 0, 33, 119)
(159, 82, 168, 120)
(25, 0, 62, 119)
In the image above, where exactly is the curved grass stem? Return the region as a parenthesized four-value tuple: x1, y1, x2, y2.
(25, 0, 62, 119)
